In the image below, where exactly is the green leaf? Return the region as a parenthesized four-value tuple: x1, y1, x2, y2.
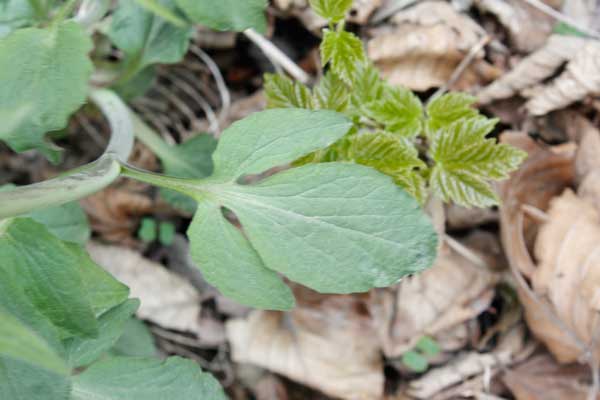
(71, 356, 227, 400)
(264, 73, 314, 109)
(108, 0, 192, 82)
(64, 299, 140, 368)
(426, 92, 479, 135)
(110, 319, 157, 358)
(159, 133, 218, 213)
(0, 309, 68, 375)
(138, 217, 157, 242)
(29, 202, 90, 245)
(365, 86, 423, 137)
(348, 62, 385, 116)
(321, 29, 366, 85)
(133, 0, 188, 27)
(175, 0, 267, 32)
(416, 336, 440, 356)
(345, 132, 427, 202)
(0, 219, 98, 338)
(309, 0, 353, 23)
(211, 108, 352, 180)
(429, 117, 527, 207)
(158, 222, 176, 246)
(0, 21, 93, 162)
(0, 1, 35, 38)
(206, 162, 438, 293)
(0, 358, 71, 400)
(401, 350, 428, 373)
(188, 201, 295, 310)
(73, 244, 130, 317)
(313, 70, 350, 112)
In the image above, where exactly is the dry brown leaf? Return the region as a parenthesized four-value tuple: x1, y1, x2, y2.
(368, 1, 499, 90)
(368, 245, 499, 358)
(474, 0, 556, 52)
(446, 203, 498, 230)
(526, 40, 600, 115)
(498, 132, 575, 278)
(503, 353, 595, 400)
(81, 187, 154, 245)
(478, 35, 600, 115)
(87, 242, 203, 334)
(273, 0, 381, 29)
(226, 288, 383, 400)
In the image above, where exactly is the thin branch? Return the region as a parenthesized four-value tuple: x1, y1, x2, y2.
(243, 28, 311, 84)
(520, 0, 600, 40)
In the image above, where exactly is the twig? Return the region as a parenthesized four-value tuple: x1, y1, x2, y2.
(520, 0, 600, 40)
(444, 234, 488, 268)
(521, 204, 549, 223)
(370, 0, 420, 23)
(429, 35, 491, 103)
(243, 28, 311, 84)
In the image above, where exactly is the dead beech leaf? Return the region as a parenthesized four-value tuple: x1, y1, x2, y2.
(529, 190, 600, 362)
(478, 35, 600, 115)
(498, 132, 575, 278)
(368, 1, 499, 90)
(226, 288, 383, 400)
(81, 187, 153, 245)
(474, 0, 556, 52)
(87, 242, 203, 334)
(369, 245, 499, 358)
(503, 353, 595, 400)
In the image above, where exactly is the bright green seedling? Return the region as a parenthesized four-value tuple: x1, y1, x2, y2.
(401, 336, 441, 373)
(265, 0, 527, 207)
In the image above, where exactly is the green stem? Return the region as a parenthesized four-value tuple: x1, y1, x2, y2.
(51, 0, 78, 25)
(27, 0, 47, 20)
(120, 164, 202, 196)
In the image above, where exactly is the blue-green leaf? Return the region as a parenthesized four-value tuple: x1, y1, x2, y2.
(175, 0, 268, 32)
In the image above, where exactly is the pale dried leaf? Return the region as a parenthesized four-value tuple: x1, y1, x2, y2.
(226, 288, 383, 400)
(87, 242, 203, 333)
(274, 0, 380, 29)
(474, 0, 556, 52)
(369, 245, 499, 357)
(530, 189, 600, 362)
(503, 353, 595, 400)
(368, 1, 497, 90)
(526, 40, 600, 115)
(498, 132, 575, 278)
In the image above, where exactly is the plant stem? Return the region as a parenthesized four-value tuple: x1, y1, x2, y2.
(27, 0, 47, 20)
(51, 0, 79, 25)
(120, 163, 202, 196)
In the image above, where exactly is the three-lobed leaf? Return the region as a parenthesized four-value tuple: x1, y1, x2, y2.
(321, 29, 366, 85)
(365, 86, 423, 137)
(309, 0, 353, 23)
(426, 93, 479, 135)
(264, 73, 313, 109)
(0, 21, 93, 162)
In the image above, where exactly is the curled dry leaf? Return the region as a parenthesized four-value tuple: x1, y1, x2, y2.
(226, 287, 383, 400)
(369, 245, 499, 357)
(87, 242, 203, 334)
(503, 353, 595, 400)
(478, 35, 600, 116)
(474, 0, 556, 52)
(368, 1, 500, 90)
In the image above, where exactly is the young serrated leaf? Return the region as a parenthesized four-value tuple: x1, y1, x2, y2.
(188, 201, 295, 310)
(321, 29, 366, 85)
(71, 356, 227, 400)
(365, 86, 423, 137)
(429, 117, 527, 207)
(211, 108, 352, 179)
(176, 0, 267, 32)
(64, 299, 140, 368)
(313, 70, 350, 112)
(426, 92, 479, 135)
(402, 350, 428, 373)
(292, 135, 353, 166)
(0, 21, 93, 162)
(158, 222, 176, 246)
(0, 219, 98, 339)
(0, 309, 68, 375)
(138, 217, 157, 242)
(348, 62, 386, 116)
(416, 336, 441, 356)
(0, 358, 71, 400)
(208, 163, 437, 293)
(108, 0, 192, 82)
(309, 0, 353, 23)
(264, 73, 314, 109)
